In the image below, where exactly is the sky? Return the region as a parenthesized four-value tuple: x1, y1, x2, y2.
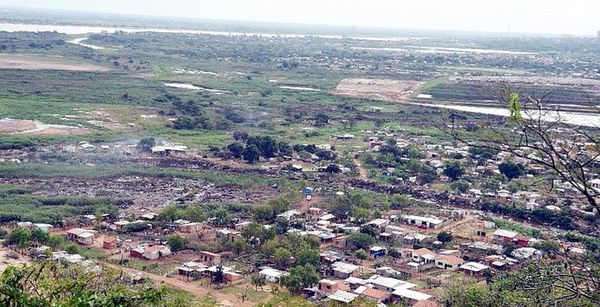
(3, 0, 600, 35)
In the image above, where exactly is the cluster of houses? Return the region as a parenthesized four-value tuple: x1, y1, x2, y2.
(364, 129, 598, 220)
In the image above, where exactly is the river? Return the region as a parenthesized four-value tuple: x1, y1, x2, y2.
(0, 23, 415, 41)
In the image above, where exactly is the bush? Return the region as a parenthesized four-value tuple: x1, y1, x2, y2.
(355, 249, 368, 260)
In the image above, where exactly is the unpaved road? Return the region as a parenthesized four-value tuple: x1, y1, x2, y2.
(101, 262, 256, 307)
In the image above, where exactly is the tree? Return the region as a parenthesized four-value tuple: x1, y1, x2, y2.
(314, 113, 330, 126)
(351, 207, 372, 223)
(499, 162, 525, 180)
(242, 145, 260, 163)
(252, 205, 274, 222)
(0, 261, 188, 306)
(347, 233, 375, 250)
(46, 235, 64, 249)
(250, 274, 266, 290)
(232, 238, 247, 256)
(30, 228, 48, 245)
(443, 161, 463, 181)
(4, 228, 31, 248)
(450, 180, 470, 193)
(296, 247, 320, 267)
(273, 247, 292, 269)
(137, 137, 155, 152)
(282, 264, 319, 293)
(227, 142, 245, 159)
(324, 164, 341, 174)
(211, 208, 230, 227)
(468, 146, 500, 160)
(211, 265, 225, 287)
(168, 234, 185, 252)
(172, 116, 196, 130)
(437, 231, 454, 244)
(65, 243, 79, 255)
(183, 205, 206, 222)
(355, 249, 368, 260)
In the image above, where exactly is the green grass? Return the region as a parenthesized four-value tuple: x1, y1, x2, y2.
(125, 260, 179, 276)
(412, 77, 449, 97)
(492, 218, 543, 238)
(0, 194, 119, 223)
(221, 286, 269, 304)
(436, 66, 529, 75)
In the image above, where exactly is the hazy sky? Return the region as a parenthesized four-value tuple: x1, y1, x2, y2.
(3, 0, 600, 35)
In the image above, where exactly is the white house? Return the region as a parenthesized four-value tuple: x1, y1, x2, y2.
(331, 262, 359, 279)
(259, 267, 288, 283)
(403, 215, 443, 228)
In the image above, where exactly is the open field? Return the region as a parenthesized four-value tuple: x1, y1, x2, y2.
(335, 78, 423, 101)
(0, 53, 111, 72)
(0, 118, 88, 135)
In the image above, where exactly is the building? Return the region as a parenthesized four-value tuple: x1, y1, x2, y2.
(33, 223, 53, 233)
(130, 245, 147, 258)
(354, 286, 390, 302)
(403, 215, 443, 229)
(459, 262, 490, 276)
(216, 229, 241, 242)
(179, 222, 203, 233)
(276, 209, 301, 221)
(331, 262, 359, 279)
(411, 248, 437, 264)
(259, 267, 288, 283)
(363, 218, 390, 231)
(391, 288, 432, 305)
(151, 145, 188, 155)
(367, 275, 416, 292)
(199, 251, 222, 265)
(435, 255, 464, 270)
(493, 229, 518, 243)
(327, 290, 358, 304)
(143, 245, 171, 260)
(102, 236, 118, 249)
(369, 246, 386, 258)
(178, 261, 207, 280)
(318, 279, 350, 294)
(66, 228, 96, 245)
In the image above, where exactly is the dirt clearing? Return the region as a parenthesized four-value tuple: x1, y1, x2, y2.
(334, 78, 423, 101)
(0, 54, 110, 72)
(0, 118, 88, 135)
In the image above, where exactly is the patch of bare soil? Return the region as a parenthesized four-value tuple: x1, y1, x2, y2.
(334, 78, 423, 101)
(0, 246, 29, 272)
(0, 118, 88, 135)
(0, 54, 110, 72)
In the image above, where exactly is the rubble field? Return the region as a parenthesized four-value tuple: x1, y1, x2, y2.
(4, 175, 281, 213)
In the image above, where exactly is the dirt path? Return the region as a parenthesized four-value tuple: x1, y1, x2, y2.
(100, 262, 255, 307)
(433, 214, 477, 234)
(354, 159, 368, 179)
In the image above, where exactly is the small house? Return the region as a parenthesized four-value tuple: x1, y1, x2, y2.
(103, 236, 118, 249)
(259, 267, 288, 283)
(199, 251, 222, 265)
(369, 246, 386, 259)
(331, 262, 359, 279)
(143, 245, 171, 260)
(66, 228, 96, 245)
(435, 255, 464, 271)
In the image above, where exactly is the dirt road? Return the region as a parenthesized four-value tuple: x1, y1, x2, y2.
(354, 159, 369, 179)
(100, 262, 255, 307)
